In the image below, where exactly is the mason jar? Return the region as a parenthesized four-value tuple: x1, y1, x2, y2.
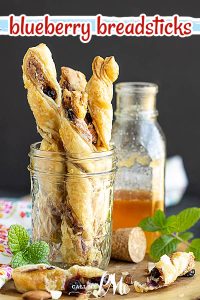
(112, 82, 166, 250)
(28, 142, 117, 269)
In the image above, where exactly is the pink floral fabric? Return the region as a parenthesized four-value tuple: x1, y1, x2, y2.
(0, 199, 31, 265)
(0, 265, 13, 288)
(0, 198, 31, 288)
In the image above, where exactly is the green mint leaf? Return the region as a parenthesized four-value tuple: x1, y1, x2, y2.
(153, 210, 166, 227)
(139, 210, 166, 232)
(179, 232, 194, 241)
(11, 241, 50, 268)
(23, 241, 50, 264)
(163, 215, 178, 234)
(187, 238, 200, 261)
(175, 208, 200, 232)
(11, 252, 29, 268)
(8, 225, 50, 268)
(150, 235, 180, 261)
(8, 225, 30, 253)
(139, 217, 161, 232)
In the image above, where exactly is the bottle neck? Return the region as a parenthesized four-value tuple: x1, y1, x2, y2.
(115, 109, 158, 121)
(115, 82, 158, 120)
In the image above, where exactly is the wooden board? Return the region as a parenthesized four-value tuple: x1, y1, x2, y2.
(0, 260, 200, 300)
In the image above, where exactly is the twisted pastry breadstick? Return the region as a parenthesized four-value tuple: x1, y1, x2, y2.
(22, 44, 64, 259)
(134, 252, 195, 292)
(12, 264, 105, 294)
(59, 66, 96, 155)
(59, 67, 97, 265)
(22, 43, 62, 145)
(59, 65, 115, 267)
(86, 56, 119, 150)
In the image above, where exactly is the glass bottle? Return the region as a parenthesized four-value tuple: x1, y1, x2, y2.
(112, 82, 166, 250)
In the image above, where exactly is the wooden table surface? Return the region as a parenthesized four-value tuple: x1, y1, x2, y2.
(0, 259, 200, 300)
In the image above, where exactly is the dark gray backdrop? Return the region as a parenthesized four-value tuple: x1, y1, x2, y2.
(1, 1, 200, 196)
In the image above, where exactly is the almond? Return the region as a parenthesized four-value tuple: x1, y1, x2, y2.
(22, 290, 51, 300)
(49, 290, 62, 299)
(116, 278, 130, 295)
(124, 274, 134, 285)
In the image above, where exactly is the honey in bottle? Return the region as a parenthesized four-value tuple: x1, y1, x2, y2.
(113, 190, 164, 251)
(112, 82, 166, 251)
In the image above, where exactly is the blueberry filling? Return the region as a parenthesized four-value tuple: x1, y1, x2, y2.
(46, 266, 56, 270)
(60, 78, 74, 92)
(147, 267, 162, 287)
(43, 86, 57, 100)
(66, 206, 83, 235)
(65, 277, 86, 295)
(150, 268, 161, 279)
(67, 109, 76, 121)
(27, 57, 45, 86)
(85, 112, 98, 144)
(27, 58, 57, 101)
(148, 280, 158, 287)
(85, 112, 93, 124)
(182, 269, 195, 277)
(81, 239, 87, 254)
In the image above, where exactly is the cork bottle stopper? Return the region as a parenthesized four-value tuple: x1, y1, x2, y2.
(111, 227, 146, 263)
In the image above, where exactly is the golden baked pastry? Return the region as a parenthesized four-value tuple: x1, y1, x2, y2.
(59, 66, 95, 151)
(86, 56, 119, 149)
(12, 264, 67, 293)
(22, 44, 65, 259)
(22, 43, 61, 144)
(58, 64, 117, 267)
(134, 252, 195, 292)
(60, 66, 87, 94)
(12, 264, 105, 294)
(59, 66, 109, 266)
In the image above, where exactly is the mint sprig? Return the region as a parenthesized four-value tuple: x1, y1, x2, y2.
(150, 235, 180, 261)
(11, 252, 29, 268)
(139, 207, 200, 261)
(8, 225, 30, 253)
(23, 241, 50, 264)
(8, 225, 50, 268)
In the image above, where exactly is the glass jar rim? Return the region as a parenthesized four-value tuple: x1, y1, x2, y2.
(28, 142, 117, 178)
(115, 82, 158, 95)
(29, 142, 116, 160)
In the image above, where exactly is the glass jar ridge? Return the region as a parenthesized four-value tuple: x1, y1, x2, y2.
(28, 142, 117, 177)
(29, 142, 117, 269)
